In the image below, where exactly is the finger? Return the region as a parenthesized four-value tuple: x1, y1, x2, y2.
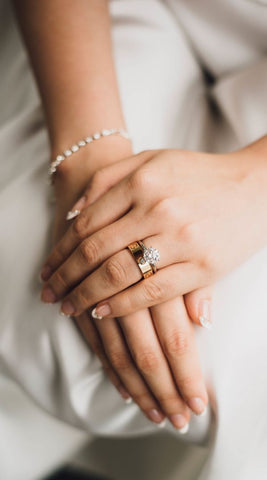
(93, 311, 167, 427)
(150, 297, 208, 415)
(76, 312, 132, 403)
(184, 287, 213, 329)
(70, 151, 155, 213)
(43, 233, 188, 313)
(41, 210, 153, 302)
(118, 309, 191, 431)
(41, 151, 154, 281)
(92, 262, 204, 320)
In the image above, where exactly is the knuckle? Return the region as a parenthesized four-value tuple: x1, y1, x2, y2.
(143, 280, 164, 303)
(79, 238, 99, 265)
(73, 214, 89, 240)
(50, 245, 64, 267)
(154, 198, 177, 220)
(180, 222, 199, 246)
(132, 391, 152, 406)
(156, 393, 181, 406)
(135, 350, 159, 374)
(91, 168, 107, 188)
(129, 168, 154, 193)
(109, 350, 130, 372)
(179, 375, 195, 392)
(104, 258, 127, 287)
(51, 270, 68, 290)
(163, 330, 189, 358)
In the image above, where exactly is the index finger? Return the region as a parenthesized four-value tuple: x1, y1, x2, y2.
(41, 150, 153, 281)
(41, 172, 132, 281)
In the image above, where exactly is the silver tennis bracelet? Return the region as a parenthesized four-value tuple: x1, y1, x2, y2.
(48, 127, 131, 181)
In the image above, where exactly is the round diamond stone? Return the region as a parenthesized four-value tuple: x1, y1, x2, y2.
(143, 247, 160, 266)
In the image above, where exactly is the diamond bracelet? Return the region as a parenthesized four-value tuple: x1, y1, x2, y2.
(48, 128, 131, 181)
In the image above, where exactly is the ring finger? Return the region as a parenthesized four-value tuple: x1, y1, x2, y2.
(43, 234, 187, 316)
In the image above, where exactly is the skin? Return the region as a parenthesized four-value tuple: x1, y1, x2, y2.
(42, 138, 267, 320)
(13, 0, 216, 430)
(40, 139, 267, 424)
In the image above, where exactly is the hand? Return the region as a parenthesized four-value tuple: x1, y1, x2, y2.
(61, 170, 211, 426)
(50, 134, 133, 243)
(77, 294, 210, 430)
(41, 139, 267, 319)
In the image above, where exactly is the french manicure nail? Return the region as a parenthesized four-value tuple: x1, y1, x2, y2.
(61, 300, 75, 315)
(197, 407, 208, 417)
(169, 413, 187, 430)
(72, 196, 87, 211)
(118, 386, 132, 404)
(199, 299, 212, 329)
(188, 397, 206, 415)
(66, 209, 80, 221)
(42, 286, 56, 303)
(147, 409, 165, 424)
(93, 303, 111, 319)
(178, 423, 189, 434)
(91, 307, 103, 320)
(156, 419, 166, 429)
(40, 265, 52, 281)
(60, 311, 71, 318)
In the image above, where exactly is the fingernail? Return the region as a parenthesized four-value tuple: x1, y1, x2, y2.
(197, 406, 208, 417)
(118, 386, 132, 404)
(66, 209, 80, 221)
(199, 299, 212, 329)
(60, 311, 71, 318)
(156, 419, 166, 429)
(178, 423, 189, 434)
(146, 409, 165, 424)
(91, 307, 103, 320)
(40, 265, 52, 281)
(188, 397, 206, 415)
(72, 196, 87, 211)
(93, 303, 111, 319)
(42, 286, 56, 303)
(169, 414, 188, 430)
(61, 300, 75, 315)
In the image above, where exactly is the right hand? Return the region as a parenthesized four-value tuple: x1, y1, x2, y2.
(63, 162, 211, 430)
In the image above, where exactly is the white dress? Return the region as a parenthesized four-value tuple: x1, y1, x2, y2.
(0, 0, 267, 479)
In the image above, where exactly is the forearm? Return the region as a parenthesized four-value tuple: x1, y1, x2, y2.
(12, 0, 126, 155)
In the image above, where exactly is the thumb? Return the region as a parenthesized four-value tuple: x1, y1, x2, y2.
(184, 286, 213, 329)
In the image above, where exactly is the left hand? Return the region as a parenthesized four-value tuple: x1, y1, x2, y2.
(41, 139, 267, 318)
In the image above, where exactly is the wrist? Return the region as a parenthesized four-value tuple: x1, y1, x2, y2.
(52, 134, 133, 199)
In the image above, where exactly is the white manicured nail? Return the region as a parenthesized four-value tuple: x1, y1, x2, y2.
(91, 307, 103, 320)
(197, 406, 208, 417)
(178, 423, 189, 434)
(66, 209, 80, 221)
(199, 299, 212, 329)
(124, 397, 133, 405)
(157, 419, 166, 429)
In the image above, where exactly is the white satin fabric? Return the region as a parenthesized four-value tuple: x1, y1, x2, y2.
(0, 0, 267, 479)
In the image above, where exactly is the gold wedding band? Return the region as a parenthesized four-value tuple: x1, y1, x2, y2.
(127, 242, 154, 279)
